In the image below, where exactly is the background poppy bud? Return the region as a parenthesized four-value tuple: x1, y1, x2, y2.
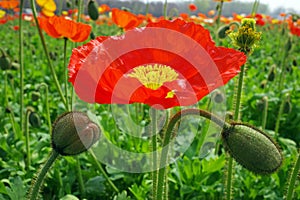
(0, 51, 11, 70)
(292, 59, 297, 66)
(222, 123, 282, 174)
(5, 107, 12, 114)
(29, 112, 41, 128)
(260, 79, 267, 89)
(90, 31, 95, 40)
(283, 99, 292, 114)
(217, 25, 230, 39)
(88, 0, 99, 21)
(212, 90, 225, 103)
(66, 0, 72, 8)
(52, 112, 100, 156)
(285, 36, 292, 53)
(31, 91, 40, 102)
(267, 65, 276, 81)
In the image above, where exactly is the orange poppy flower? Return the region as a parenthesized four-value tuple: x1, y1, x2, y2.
(111, 8, 143, 30)
(39, 16, 91, 42)
(68, 19, 246, 109)
(0, 0, 19, 9)
(188, 3, 197, 12)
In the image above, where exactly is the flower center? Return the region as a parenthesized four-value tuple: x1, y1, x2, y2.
(127, 64, 178, 90)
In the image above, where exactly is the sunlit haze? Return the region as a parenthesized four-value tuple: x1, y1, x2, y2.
(140, 0, 300, 12)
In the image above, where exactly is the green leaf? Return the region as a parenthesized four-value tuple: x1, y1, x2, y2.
(60, 194, 79, 200)
(5, 177, 26, 200)
(202, 155, 225, 174)
(113, 190, 132, 200)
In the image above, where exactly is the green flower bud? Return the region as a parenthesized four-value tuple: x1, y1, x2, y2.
(212, 90, 225, 103)
(222, 123, 282, 174)
(285, 36, 292, 53)
(260, 79, 267, 89)
(0, 52, 11, 70)
(292, 59, 297, 66)
(217, 25, 230, 39)
(66, 0, 72, 8)
(5, 107, 12, 114)
(52, 112, 100, 156)
(267, 65, 276, 82)
(29, 112, 41, 128)
(228, 18, 261, 54)
(31, 91, 40, 102)
(283, 99, 292, 114)
(88, 0, 99, 21)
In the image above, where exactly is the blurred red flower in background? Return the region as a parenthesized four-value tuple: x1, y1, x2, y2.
(289, 19, 300, 37)
(188, 3, 197, 12)
(39, 15, 91, 42)
(68, 19, 246, 109)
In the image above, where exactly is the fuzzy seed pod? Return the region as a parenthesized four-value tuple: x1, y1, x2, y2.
(222, 123, 282, 174)
(88, 0, 99, 21)
(52, 112, 100, 156)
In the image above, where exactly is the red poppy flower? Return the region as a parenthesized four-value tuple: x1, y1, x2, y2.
(289, 21, 300, 37)
(68, 19, 246, 109)
(188, 3, 197, 12)
(111, 8, 143, 30)
(0, 0, 19, 9)
(39, 15, 91, 42)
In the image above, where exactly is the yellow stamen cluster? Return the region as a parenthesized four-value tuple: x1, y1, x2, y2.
(128, 64, 178, 90)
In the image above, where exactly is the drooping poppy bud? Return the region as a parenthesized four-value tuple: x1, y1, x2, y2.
(267, 65, 276, 82)
(88, 0, 99, 21)
(31, 91, 40, 102)
(29, 112, 41, 128)
(52, 112, 100, 156)
(0, 49, 11, 70)
(222, 123, 282, 174)
(212, 90, 225, 103)
(217, 25, 230, 39)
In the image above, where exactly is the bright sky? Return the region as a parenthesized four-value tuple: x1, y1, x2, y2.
(142, 0, 300, 11)
(240, 0, 300, 11)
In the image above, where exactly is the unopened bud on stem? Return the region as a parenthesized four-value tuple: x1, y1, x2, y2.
(52, 112, 100, 156)
(222, 123, 282, 174)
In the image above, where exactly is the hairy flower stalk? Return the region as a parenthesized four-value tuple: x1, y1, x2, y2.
(225, 18, 262, 200)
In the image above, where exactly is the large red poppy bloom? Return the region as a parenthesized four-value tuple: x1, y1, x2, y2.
(68, 19, 246, 109)
(39, 15, 91, 42)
